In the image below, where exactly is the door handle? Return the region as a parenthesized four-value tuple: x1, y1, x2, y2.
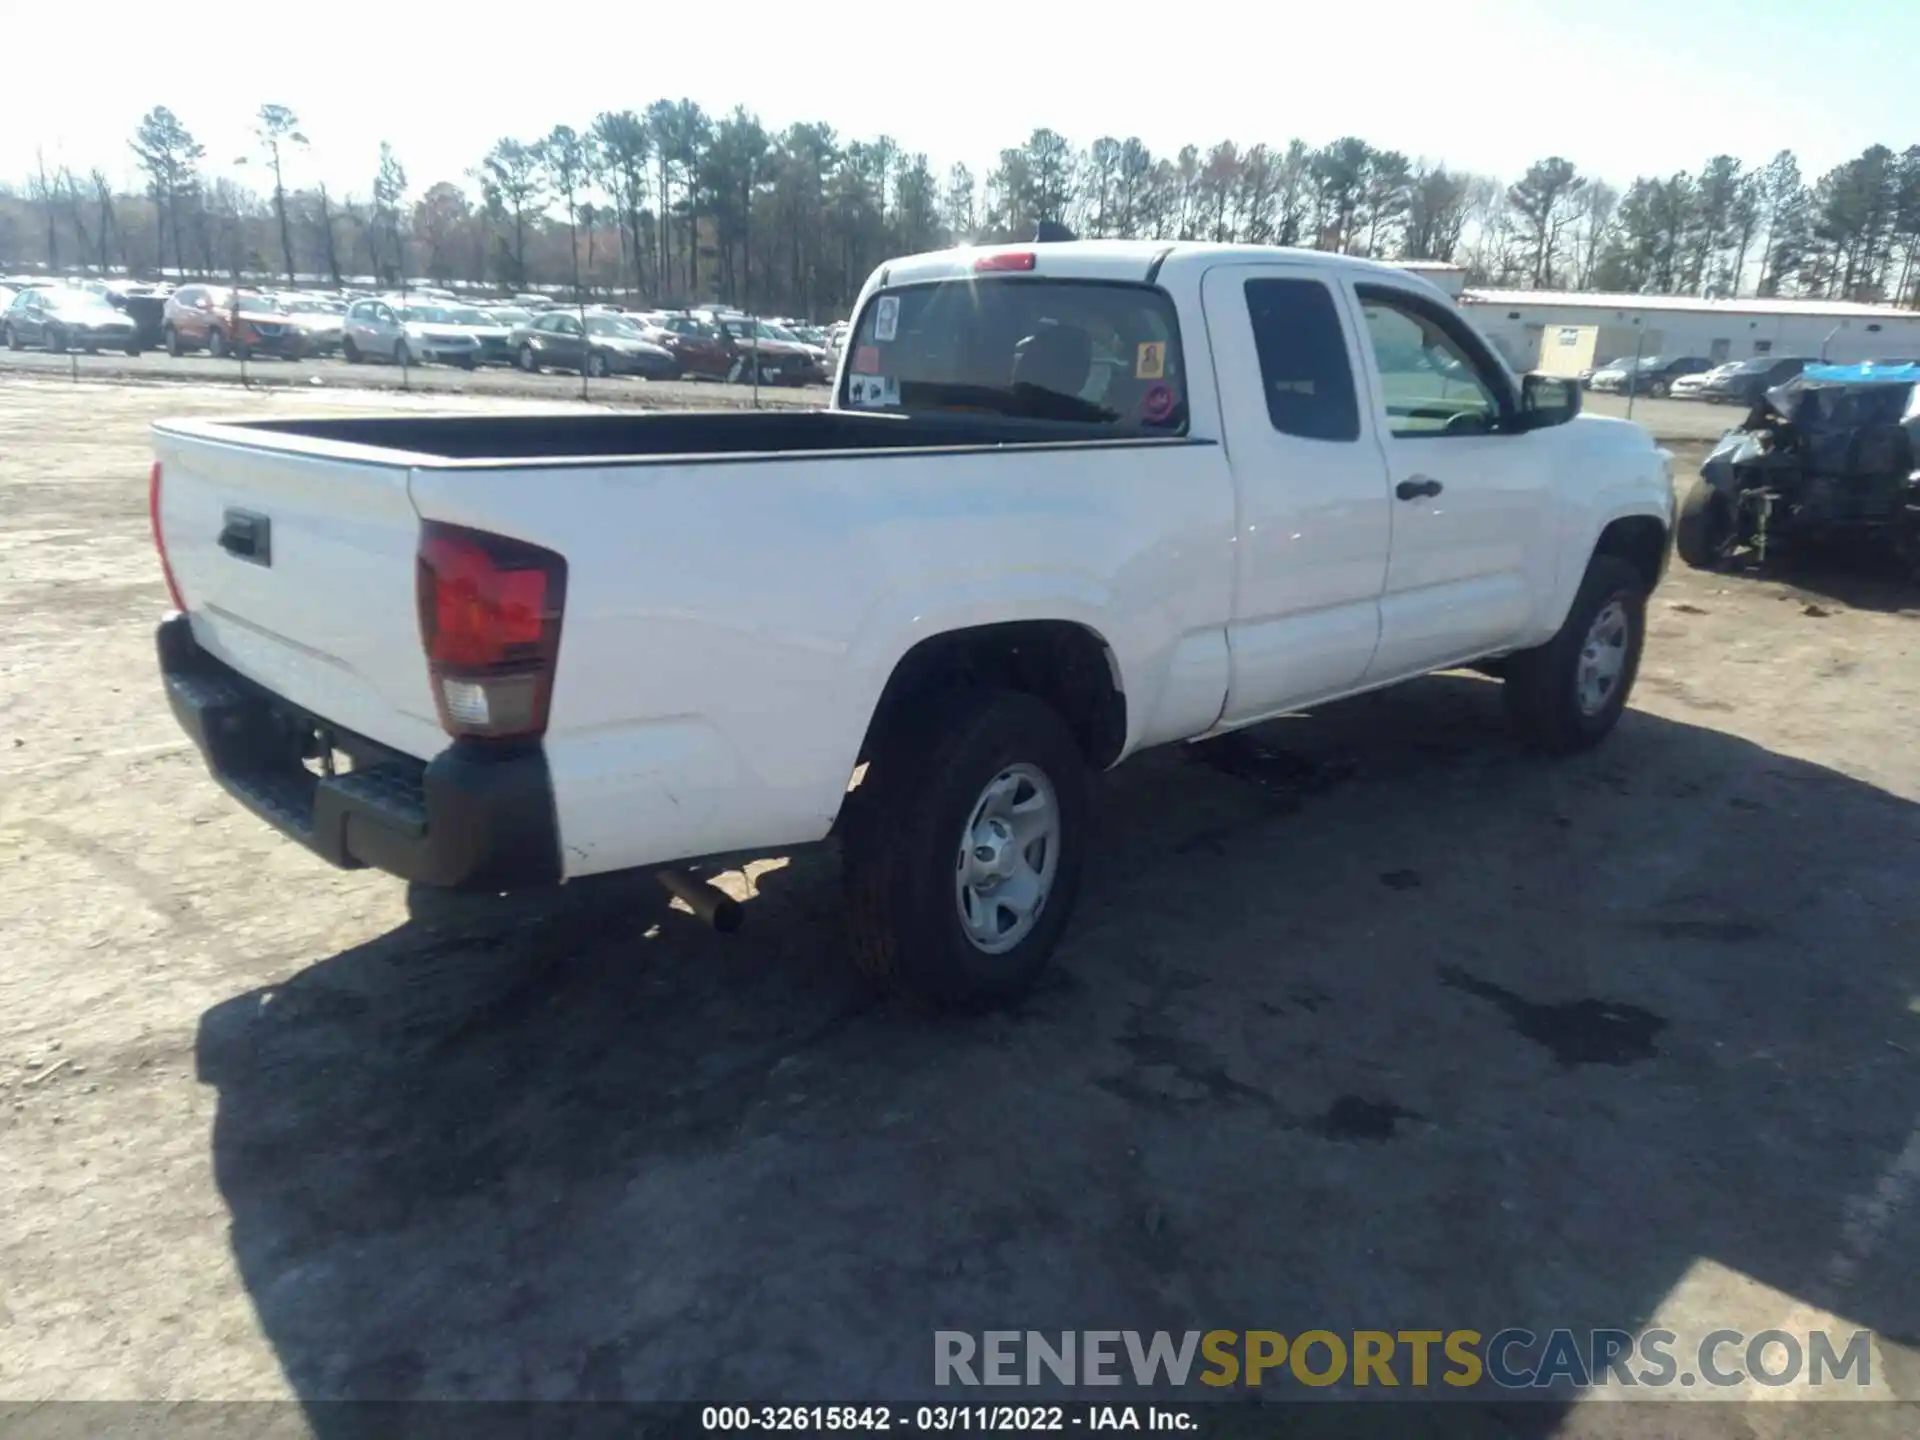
(1396, 476, 1444, 501)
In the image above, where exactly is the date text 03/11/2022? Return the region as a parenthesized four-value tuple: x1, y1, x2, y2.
(699, 1405, 1196, 1431)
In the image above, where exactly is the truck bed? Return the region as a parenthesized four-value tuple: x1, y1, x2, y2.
(235, 408, 1191, 463)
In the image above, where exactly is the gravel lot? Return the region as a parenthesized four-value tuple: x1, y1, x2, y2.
(0, 345, 824, 409)
(1, 378, 1916, 1434)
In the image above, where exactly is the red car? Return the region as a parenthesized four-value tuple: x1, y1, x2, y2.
(162, 285, 309, 360)
(636, 312, 732, 379)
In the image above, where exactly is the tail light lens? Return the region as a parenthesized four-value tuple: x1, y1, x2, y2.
(416, 521, 567, 741)
(149, 461, 186, 611)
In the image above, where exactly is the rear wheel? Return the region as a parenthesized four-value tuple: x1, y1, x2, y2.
(208, 328, 228, 359)
(4, 324, 19, 351)
(342, 336, 362, 364)
(586, 350, 609, 378)
(125, 340, 143, 358)
(1502, 555, 1647, 754)
(46, 325, 68, 353)
(518, 343, 541, 374)
(1675, 479, 1737, 570)
(842, 689, 1090, 1010)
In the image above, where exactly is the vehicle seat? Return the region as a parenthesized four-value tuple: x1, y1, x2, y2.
(1011, 325, 1093, 398)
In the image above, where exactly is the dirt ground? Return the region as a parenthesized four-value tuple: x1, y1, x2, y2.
(1, 379, 1916, 1434)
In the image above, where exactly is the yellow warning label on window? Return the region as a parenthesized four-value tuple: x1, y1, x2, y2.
(1135, 341, 1166, 380)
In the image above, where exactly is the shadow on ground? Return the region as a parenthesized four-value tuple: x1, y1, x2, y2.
(194, 675, 1920, 1435)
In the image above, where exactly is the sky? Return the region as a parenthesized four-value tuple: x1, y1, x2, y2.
(2, 0, 1911, 202)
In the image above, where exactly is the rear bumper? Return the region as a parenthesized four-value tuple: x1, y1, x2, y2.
(157, 614, 560, 890)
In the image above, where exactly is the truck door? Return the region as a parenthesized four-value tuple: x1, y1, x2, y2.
(1199, 263, 1392, 723)
(1343, 279, 1554, 682)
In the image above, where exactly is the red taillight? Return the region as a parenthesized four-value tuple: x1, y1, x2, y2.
(416, 522, 567, 740)
(149, 460, 186, 611)
(974, 251, 1037, 273)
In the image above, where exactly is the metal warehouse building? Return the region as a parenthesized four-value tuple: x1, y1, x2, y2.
(1455, 290, 1920, 376)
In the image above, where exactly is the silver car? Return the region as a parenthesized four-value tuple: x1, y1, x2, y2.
(340, 297, 480, 368)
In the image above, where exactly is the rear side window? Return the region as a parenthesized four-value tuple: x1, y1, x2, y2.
(1243, 278, 1360, 442)
(842, 278, 1188, 433)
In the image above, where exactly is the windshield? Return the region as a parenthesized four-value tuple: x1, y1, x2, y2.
(279, 297, 339, 314)
(586, 315, 639, 337)
(49, 290, 117, 312)
(840, 278, 1188, 432)
(442, 307, 493, 326)
(489, 308, 532, 325)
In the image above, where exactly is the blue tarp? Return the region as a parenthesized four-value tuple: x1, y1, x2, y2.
(1800, 362, 1920, 384)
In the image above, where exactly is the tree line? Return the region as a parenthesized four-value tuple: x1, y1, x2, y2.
(2, 102, 1916, 319)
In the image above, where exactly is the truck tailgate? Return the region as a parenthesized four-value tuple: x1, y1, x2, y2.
(153, 426, 445, 761)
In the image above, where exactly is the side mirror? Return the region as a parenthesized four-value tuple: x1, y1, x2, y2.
(1516, 373, 1581, 430)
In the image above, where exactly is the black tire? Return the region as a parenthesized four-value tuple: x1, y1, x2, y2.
(125, 341, 143, 358)
(3, 324, 19, 351)
(842, 689, 1090, 1010)
(518, 343, 541, 374)
(586, 350, 608, 378)
(1649, 380, 1670, 398)
(47, 325, 68, 353)
(394, 340, 412, 368)
(459, 356, 476, 372)
(208, 328, 228, 359)
(1502, 554, 1648, 755)
(342, 336, 362, 364)
(163, 325, 180, 356)
(1675, 479, 1736, 570)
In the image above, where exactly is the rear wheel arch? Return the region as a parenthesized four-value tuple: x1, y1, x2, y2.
(854, 620, 1129, 779)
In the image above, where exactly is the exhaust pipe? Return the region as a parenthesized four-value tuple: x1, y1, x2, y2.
(656, 868, 744, 933)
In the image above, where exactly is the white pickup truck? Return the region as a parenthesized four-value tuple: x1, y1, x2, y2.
(151, 240, 1675, 1008)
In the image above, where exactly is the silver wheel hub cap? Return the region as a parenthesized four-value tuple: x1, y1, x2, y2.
(954, 763, 1059, 955)
(1576, 599, 1630, 717)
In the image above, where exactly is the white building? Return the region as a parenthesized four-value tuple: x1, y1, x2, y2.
(1457, 289, 1920, 375)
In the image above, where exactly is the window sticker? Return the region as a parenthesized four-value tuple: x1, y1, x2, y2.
(873, 295, 900, 343)
(848, 374, 901, 408)
(1141, 383, 1176, 423)
(1135, 340, 1166, 380)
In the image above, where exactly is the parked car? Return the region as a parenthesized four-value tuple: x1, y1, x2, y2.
(636, 311, 732, 379)
(271, 295, 347, 356)
(1694, 355, 1812, 405)
(4, 286, 141, 353)
(406, 302, 515, 365)
(149, 238, 1672, 1010)
(1668, 363, 1738, 400)
(707, 314, 829, 385)
(340, 297, 481, 367)
(1587, 355, 1714, 397)
(510, 311, 677, 377)
(485, 306, 534, 330)
(162, 286, 310, 359)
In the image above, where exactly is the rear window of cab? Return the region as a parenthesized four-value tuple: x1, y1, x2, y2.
(840, 277, 1189, 434)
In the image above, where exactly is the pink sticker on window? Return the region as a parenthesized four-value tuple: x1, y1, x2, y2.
(1141, 383, 1176, 423)
(853, 345, 881, 374)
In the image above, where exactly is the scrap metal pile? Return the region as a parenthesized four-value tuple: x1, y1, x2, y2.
(1676, 362, 1920, 575)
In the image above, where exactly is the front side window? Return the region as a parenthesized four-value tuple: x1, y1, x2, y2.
(841, 277, 1188, 433)
(1356, 286, 1506, 437)
(1243, 277, 1359, 442)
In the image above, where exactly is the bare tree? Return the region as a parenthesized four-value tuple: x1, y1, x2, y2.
(253, 105, 307, 285)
